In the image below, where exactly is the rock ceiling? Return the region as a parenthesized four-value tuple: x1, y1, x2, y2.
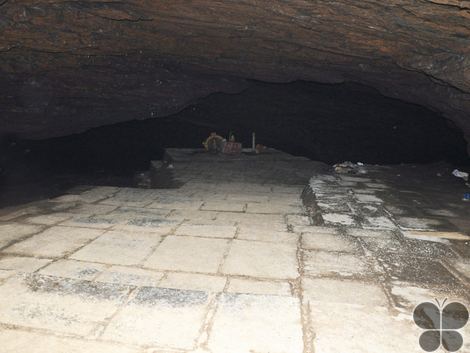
(1, 1, 469, 152)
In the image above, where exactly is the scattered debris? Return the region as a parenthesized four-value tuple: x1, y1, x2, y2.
(464, 193, 470, 202)
(203, 132, 226, 153)
(223, 141, 242, 154)
(333, 161, 367, 174)
(255, 144, 267, 154)
(452, 169, 469, 181)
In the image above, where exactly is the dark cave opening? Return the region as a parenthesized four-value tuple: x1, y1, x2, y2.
(1, 80, 469, 206)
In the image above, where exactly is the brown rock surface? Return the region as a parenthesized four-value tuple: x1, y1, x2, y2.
(1, 1, 469, 150)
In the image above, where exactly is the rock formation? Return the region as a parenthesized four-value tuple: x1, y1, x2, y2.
(1, 1, 469, 152)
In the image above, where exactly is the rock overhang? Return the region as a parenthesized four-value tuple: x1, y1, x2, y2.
(1, 0, 469, 153)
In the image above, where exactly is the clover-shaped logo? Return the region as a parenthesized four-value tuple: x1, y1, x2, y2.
(413, 299, 469, 352)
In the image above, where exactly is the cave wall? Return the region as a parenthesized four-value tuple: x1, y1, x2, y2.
(1, 1, 470, 152)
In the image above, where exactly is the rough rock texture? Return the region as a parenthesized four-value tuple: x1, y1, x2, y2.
(1, 1, 470, 151)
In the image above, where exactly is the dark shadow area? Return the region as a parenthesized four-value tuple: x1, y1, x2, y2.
(1, 80, 469, 207)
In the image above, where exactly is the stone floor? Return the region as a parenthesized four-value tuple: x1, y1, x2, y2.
(0, 149, 469, 353)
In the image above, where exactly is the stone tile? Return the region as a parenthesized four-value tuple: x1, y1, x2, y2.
(71, 231, 162, 266)
(228, 278, 291, 296)
(360, 236, 406, 255)
(201, 200, 246, 212)
(68, 203, 118, 215)
(144, 236, 229, 274)
(376, 254, 463, 291)
(245, 202, 303, 214)
(0, 223, 45, 249)
(102, 286, 210, 350)
(160, 272, 226, 292)
(303, 250, 370, 278)
(39, 259, 106, 281)
(286, 214, 311, 226)
(355, 194, 384, 203)
(147, 199, 203, 210)
(301, 232, 360, 253)
(389, 282, 469, 310)
(362, 216, 397, 230)
(0, 328, 140, 353)
(0, 256, 52, 272)
(346, 228, 394, 238)
(339, 176, 372, 182)
(0, 269, 14, 280)
(217, 212, 285, 227)
(175, 223, 237, 239)
(0, 274, 130, 336)
(302, 278, 388, 306)
(96, 266, 164, 287)
(301, 226, 339, 234)
(0, 206, 41, 222)
(4, 226, 105, 258)
(309, 302, 423, 353)
(166, 209, 219, 222)
(237, 226, 298, 243)
(24, 212, 73, 225)
(208, 293, 303, 353)
(59, 214, 118, 229)
(322, 213, 356, 226)
(226, 193, 270, 203)
(222, 240, 298, 279)
(111, 220, 178, 235)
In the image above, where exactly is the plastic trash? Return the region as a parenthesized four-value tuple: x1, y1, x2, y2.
(452, 169, 469, 181)
(463, 193, 470, 202)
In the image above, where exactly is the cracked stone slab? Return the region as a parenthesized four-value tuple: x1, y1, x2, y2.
(0, 223, 45, 249)
(70, 231, 163, 266)
(3, 226, 106, 258)
(144, 235, 229, 274)
(175, 223, 237, 239)
(302, 278, 388, 307)
(309, 303, 424, 353)
(159, 272, 227, 292)
(147, 199, 203, 210)
(24, 212, 74, 225)
(361, 216, 397, 230)
(0, 274, 130, 336)
(346, 228, 395, 239)
(102, 286, 211, 350)
(360, 236, 407, 255)
(227, 278, 292, 296)
(355, 194, 384, 204)
(208, 293, 303, 353)
(237, 226, 298, 243)
(0, 256, 52, 273)
(389, 282, 469, 311)
(245, 202, 303, 214)
(301, 232, 361, 253)
(96, 266, 164, 287)
(200, 201, 246, 212)
(0, 206, 42, 222)
(38, 259, 107, 281)
(376, 254, 463, 292)
(0, 328, 141, 353)
(111, 219, 179, 235)
(322, 213, 356, 226)
(222, 240, 298, 279)
(303, 250, 371, 278)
